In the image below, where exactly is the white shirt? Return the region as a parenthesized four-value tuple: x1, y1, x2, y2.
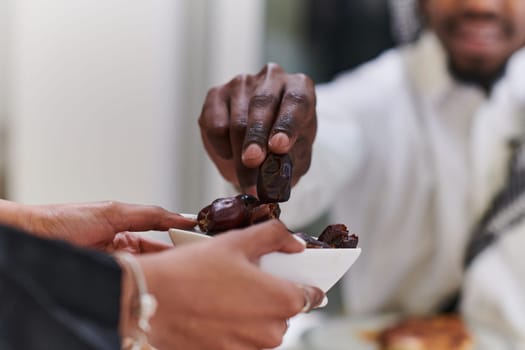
(281, 32, 525, 330)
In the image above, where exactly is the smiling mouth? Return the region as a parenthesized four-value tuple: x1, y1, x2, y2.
(448, 19, 507, 55)
(457, 21, 502, 43)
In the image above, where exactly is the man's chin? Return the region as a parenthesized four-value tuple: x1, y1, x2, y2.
(449, 56, 507, 89)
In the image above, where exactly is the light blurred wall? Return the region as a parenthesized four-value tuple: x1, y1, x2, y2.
(5, 0, 264, 213)
(176, 0, 265, 211)
(0, 0, 7, 120)
(0, 0, 8, 197)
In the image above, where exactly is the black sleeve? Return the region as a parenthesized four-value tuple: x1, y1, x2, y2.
(0, 224, 122, 350)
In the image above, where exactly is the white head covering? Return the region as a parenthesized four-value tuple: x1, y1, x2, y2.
(388, 0, 421, 44)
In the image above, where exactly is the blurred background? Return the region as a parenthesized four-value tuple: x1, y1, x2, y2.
(0, 0, 418, 333)
(0, 0, 418, 209)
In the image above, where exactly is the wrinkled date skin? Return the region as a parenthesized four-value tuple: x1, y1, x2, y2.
(197, 194, 280, 235)
(295, 224, 359, 249)
(257, 153, 293, 203)
(318, 224, 359, 248)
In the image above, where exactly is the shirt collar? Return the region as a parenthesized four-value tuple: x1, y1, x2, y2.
(402, 31, 455, 103)
(505, 45, 525, 105)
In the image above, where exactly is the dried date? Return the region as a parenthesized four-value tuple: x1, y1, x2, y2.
(197, 194, 280, 235)
(294, 224, 359, 249)
(318, 224, 359, 248)
(195, 189, 359, 249)
(257, 153, 293, 203)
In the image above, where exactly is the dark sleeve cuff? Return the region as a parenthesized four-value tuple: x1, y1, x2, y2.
(0, 224, 122, 350)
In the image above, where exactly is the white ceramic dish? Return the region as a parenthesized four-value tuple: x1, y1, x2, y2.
(169, 214, 361, 293)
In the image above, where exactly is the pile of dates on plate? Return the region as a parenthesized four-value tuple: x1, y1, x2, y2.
(197, 193, 281, 234)
(197, 153, 358, 249)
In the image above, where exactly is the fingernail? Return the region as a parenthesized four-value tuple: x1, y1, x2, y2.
(318, 295, 328, 308)
(303, 286, 325, 311)
(292, 234, 307, 247)
(242, 144, 263, 163)
(269, 133, 290, 150)
(312, 289, 326, 308)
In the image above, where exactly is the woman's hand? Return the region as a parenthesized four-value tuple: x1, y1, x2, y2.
(135, 219, 325, 350)
(19, 201, 196, 253)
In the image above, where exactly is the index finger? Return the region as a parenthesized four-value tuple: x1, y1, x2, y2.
(103, 202, 197, 232)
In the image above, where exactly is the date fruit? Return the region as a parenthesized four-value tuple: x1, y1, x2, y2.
(294, 224, 358, 249)
(318, 224, 359, 248)
(197, 194, 280, 235)
(257, 153, 293, 203)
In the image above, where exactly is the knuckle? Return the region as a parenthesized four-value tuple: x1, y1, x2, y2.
(283, 90, 310, 107)
(245, 121, 267, 145)
(102, 200, 121, 213)
(198, 108, 215, 129)
(207, 120, 230, 138)
(197, 112, 208, 128)
(273, 114, 295, 134)
(205, 86, 221, 100)
(100, 201, 125, 227)
(293, 72, 315, 87)
(250, 92, 277, 109)
(149, 204, 164, 214)
(203, 87, 223, 106)
(230, 118, 248, 134)
(266, 62, 284, 73)
(259, 62, 284, 76)
(229, 73, 250, 87)
(199, 105, 228, 129)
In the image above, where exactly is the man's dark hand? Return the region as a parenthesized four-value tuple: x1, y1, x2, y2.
(199, 63, 317, 195)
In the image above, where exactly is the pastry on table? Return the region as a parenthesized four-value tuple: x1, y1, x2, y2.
(377, 314, 473, 350)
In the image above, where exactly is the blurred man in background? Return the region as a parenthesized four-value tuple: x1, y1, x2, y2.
(199, 0, 525, 344)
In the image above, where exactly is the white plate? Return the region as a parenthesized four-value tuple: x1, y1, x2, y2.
(300, 315, 513, 350)
(301, 314, 400, 350)
(169, 214, 211, 245)
(169, 214, 361, 293)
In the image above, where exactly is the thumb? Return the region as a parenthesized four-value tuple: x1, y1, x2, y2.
(225, 220, 306, 261)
